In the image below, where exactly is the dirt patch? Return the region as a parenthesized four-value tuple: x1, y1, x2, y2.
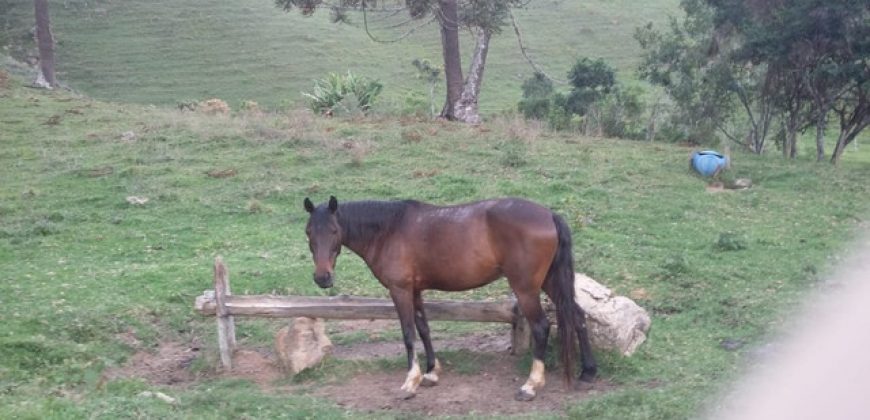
(105, 340, 201, 386)
(227, 349, 283, 387)
(331, 324, 512, 360)
(108, 325, 612, 415)
(314, 352, 613, 416)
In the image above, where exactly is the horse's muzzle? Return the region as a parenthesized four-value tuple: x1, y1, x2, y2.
(313, 272, 334, 289)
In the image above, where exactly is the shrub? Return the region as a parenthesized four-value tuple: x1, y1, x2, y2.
(518, 97, 551, 120)
(565, 58, 615, 116)
(585, 85, 646, 139)
(302, 71, 383, 116)
(518, 72, 554, 120)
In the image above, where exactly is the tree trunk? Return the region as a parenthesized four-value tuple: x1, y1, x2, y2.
(783, 114, 799, 159)
(830, 132, 848, 165)
(437, 0, 463, 120)
(33, 0, 56, 88)
(815, 112, 826, 162)
(453, 29, 491, 124)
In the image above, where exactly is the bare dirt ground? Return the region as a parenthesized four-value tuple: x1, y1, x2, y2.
(107, 320, 611, 416)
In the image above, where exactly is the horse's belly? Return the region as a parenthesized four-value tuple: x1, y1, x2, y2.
(418, 261, 503, 292)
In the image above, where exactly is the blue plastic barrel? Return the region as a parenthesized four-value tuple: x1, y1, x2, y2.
(691, 150, 729, 177)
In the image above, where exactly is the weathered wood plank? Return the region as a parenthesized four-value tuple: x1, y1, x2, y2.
(214, 257, 236, 370)
(196, 293, 516, 323)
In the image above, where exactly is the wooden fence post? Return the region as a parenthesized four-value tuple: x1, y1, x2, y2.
(510, 301, 531, 355)
(214, 256, 236, 370)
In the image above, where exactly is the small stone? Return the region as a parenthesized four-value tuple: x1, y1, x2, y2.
(126, 196, 149, 206)
(120, 131, 137, 142)
(275, 317, 333, 375)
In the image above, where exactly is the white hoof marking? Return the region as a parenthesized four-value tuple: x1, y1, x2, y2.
(400, 359, 422, 394)
(522, 359, 546, 392)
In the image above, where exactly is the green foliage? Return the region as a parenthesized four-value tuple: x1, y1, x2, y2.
(588, 84, 647, 139)
(518, 72, 555, 119)
(565, 58, 616, 116)
(497, 139, 528, 168)
(518, 62, 647, 137)
(715, 231, 748, 252)
(635, 0, 736, 145)
(636, 0, 870, 153)
(521, 72, 554, 99)
(302, 71, 383, 115)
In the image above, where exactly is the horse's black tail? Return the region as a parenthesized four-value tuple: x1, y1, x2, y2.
(545, 213, 593, 384)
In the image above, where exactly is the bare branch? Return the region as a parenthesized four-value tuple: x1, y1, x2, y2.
(508, 9, 567, 85)
(363, 2, 437, 44)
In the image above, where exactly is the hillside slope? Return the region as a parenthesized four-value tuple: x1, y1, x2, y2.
(2, 0, 679, 112)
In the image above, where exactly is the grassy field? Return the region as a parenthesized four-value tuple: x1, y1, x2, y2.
(1, 0, 680, 113)
(2, 70, 870, 418)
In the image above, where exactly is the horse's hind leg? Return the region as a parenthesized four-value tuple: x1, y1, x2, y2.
(389, 287, 423, 399)
(414, 291, 442, 387)
(574, 304, 597, 383)
(512, 289, 550, 401)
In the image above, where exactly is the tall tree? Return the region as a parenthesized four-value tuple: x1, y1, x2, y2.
(275, 0, 523, 123)
(33, 0, 56, 88)
(638, 0, 869, 163)
(436, 0, 464, 120)
(730, 0, 869, 163)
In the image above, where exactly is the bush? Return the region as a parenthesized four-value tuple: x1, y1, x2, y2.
(302, 71, 383, 116)
(516, 61, 652, 138)
(518, 72, 555, 120)
(565, 58, 615, 116)
(518, 97, 551, 120)
(521, 72, 554, 98)
(586, 85, 646, 139)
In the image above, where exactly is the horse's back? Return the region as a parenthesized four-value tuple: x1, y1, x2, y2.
(402, 198, 558, 290)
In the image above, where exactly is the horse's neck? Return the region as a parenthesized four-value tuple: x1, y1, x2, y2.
(337, 201, 407, 260)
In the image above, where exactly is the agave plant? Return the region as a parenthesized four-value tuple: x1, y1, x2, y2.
(302, 71, 383, 115)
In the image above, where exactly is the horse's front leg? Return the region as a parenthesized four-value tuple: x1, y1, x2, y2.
(414, 290, 442, 387)
(390, 287, 423, 399)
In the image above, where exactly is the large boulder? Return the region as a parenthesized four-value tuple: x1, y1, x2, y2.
(275, 317, 333, 374)
(573, 273, 651, 356)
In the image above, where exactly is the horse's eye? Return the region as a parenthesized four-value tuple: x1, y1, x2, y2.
(331, 228, 339, 235)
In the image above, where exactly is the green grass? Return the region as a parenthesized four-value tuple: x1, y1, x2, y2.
(1, 73, 870, 419)
(1, 0, 680, 113)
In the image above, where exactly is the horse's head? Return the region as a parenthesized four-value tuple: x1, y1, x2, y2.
(303, 196, 341, 288)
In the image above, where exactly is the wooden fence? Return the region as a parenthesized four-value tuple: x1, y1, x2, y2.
(195, 257, 532, 369)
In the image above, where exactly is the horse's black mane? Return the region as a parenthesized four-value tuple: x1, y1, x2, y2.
(337, 200, 419, 245)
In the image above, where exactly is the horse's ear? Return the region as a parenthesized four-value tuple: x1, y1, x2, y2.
(328, 196, 338, 213)
(304, 197, 315, 213)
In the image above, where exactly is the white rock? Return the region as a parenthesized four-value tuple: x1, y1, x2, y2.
(574, 273, 651, 356)
(275, 317, 333, 374)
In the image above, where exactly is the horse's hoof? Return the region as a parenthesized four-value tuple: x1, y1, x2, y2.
(420, 376, 438, 387)
(397, 390, 417, 400)
(514, 389, 536, 402)
(579, 369, 597, 383)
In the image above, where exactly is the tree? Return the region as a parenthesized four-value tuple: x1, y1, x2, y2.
(721, 0, 869, 163)
(637, 0, 869, 162)
(33, 0, 56, 88)
(564, 58, 615, 117)
(274, 0, 524, 123)
(636, 0, 748, 148)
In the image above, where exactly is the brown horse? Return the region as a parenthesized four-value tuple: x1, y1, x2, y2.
(303, 196, 596, 400)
